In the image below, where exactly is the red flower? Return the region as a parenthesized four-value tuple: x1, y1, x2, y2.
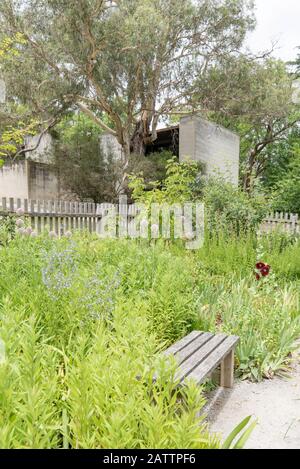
(261, 266, 270, 277)
(254, 262, 271, 280)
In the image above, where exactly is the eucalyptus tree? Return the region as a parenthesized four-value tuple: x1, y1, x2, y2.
(196, 56, 300, 190)
(0, 0, 255, 161)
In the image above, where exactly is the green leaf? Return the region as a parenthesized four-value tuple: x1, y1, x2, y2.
(222, 416, 253, 449)
(233, 420, 258, 449)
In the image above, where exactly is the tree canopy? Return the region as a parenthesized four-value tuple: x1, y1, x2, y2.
(0, 0, 256, 159)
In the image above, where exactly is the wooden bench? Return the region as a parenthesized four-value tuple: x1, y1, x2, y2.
(163, 331, 240, 388)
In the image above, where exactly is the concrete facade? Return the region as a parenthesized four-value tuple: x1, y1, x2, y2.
(0, 133, 69, 201)
(0, 158, 64, 200)
(179, 116, 240, 186)
(0, 160, 28, 199)
(100, 132, 123, 163)
(0, 117, 240, 200)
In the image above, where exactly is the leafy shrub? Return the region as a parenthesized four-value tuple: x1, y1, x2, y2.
(201, 178, 269, 236)
(0, 215, 15, 246)
(129, 160, 269, 237)
(271, 143, 300, 214)
(127, 150, 171, 190)
(129, 157, 200, 206)
(53, 114, 124, 203)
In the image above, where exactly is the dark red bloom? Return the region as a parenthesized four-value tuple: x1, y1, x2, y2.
(255, 261, 271, 280)
(261, 266, 270, 277)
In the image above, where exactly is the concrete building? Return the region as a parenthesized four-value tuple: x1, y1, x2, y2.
(0, 116, 240, 200)
(179, 116, 239, 185)
(0, 133, 70, 200)
(146, 116, 240, 186)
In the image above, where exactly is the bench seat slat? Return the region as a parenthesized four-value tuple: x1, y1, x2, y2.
(185, 335, 240, 385)
(173, 332, 214, 366)
(163, 331, 202, 357)
(175, 333, 228, 382)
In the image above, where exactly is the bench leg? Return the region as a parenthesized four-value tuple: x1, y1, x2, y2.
(220, 350, 234, 388)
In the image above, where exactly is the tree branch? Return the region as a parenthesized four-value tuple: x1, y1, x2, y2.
(77, 102, 117, 135)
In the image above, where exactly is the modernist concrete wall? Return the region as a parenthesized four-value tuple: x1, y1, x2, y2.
(27, 161, 61, 200)
(100, 132, 124, 162)
(0, 160, 29, 199)
(179, 116, 240, 186)
(0, 132, 73, 201)
(25, 133, 54, 164)
(0, 159, 66, 201)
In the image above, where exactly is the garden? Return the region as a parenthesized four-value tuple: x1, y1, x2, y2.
(1, 0, 300, 453)
(0, 210, 300, 448)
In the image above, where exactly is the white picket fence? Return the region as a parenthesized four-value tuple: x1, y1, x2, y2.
(1, 197, 300, 237)
(0, 196, 136, 237)
(261, 212, 299, 235)
(0, 197, 99, 236)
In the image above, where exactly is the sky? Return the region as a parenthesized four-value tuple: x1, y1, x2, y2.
(246, 0, 299, 62)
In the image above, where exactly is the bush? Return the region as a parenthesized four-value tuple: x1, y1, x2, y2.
(129, 157, 200, 206)
(0, 215, 15, 246)
(129, 160, 269, 237)
(201, 178, 269, 236)
(271, 144, 300, 214)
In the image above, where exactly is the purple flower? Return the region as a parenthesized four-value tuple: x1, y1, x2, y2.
(16, 207, 24, 216)
(16, 218, 24, 228)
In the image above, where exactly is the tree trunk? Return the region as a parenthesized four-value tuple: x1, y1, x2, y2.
(243, 149, 257, 192)
(130, 110, 155, 156)
(130, 120, 147, 156)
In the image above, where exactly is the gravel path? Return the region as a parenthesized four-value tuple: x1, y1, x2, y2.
(206, 358, 300, 449)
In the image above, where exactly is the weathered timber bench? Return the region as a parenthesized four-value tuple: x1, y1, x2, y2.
(163, 331, 240, 388)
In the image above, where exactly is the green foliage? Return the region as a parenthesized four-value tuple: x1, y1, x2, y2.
(0, 0, 255, 156)
(53, 113, 123, 202)
(127, 151, 170, 188)
(1, 229, 300, 446)
(0, 32, 38, 164)
(222, 416, 257, 449)
(0, 120, 38, 160)
(129, 159, 268, 236)
(201, 178, 269, 235)
(128, 157, 200, 206)
(197, 57, 299, 189)
(0, 230, 299, 418)
(0, 235, 221, 448)
(0, 216, 15, 246)
(0, 33, 27, 60)
(260, 128, 300, 189)
(194, 233, 300, 381)
(271, 142, 300, 214)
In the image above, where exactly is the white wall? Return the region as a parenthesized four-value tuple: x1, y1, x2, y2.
(179, 116, 240, 186)
(0, 160, 29, 199)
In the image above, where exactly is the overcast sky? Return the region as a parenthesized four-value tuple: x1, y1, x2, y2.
(246, 0, 299, 62)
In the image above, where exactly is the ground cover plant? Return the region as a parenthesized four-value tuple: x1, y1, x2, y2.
(0, 228, 299, 448)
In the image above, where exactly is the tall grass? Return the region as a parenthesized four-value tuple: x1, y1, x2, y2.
(0, 232, 299, 447)
(0, 235, 218, 448)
